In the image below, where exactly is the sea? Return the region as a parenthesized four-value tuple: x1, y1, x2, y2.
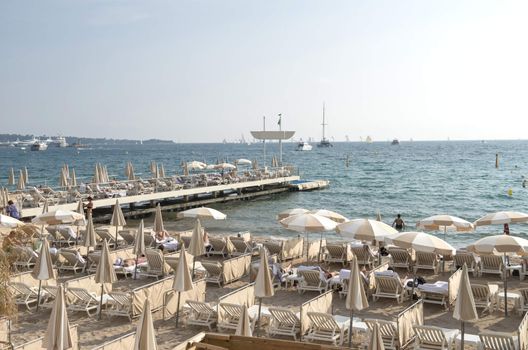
(1, 140, 527, 249)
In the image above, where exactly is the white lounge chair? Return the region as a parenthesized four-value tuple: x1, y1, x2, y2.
(217, 303, 252, 332)
(388, 247, 413, 271)
(479, 255, 504, 279)
(268, 307, 301, 341)
(186, 300, 217, 330)
(304, 312, 350, 346)
(351, 245, 376, 268)
(207, 238, 230, 257)
(230, 237, 257, 256)
(414, 251, 440, 275)
(12, 246, 38, 271)
(10, 282, 41, 311)
(471, 283, 499, 316)
(105, 292, 133, 322)
(418, 281, 449, 309)
(452, 252, 480, 277)
(201, 262, 223, 287)
(324, 243, 351, 266)
(372, 273, 408, 304)
(41, 285, 58, 309)
(58, 249, 87, 274)
(413, 325, 459, 350)
(364, 319, 399, 350)
(144, 249, 170, 278)
(479, 331, 518, 350)
(518, 288, 528, 315)
(118, 230, 136, 245)
(68, 287, 110, 317)
(297, 270, 331, 294)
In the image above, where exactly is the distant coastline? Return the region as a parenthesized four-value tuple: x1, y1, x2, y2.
(0, 133, 175, 145)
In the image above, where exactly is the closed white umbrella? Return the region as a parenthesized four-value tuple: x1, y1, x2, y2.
(453, 263, 478, 349)
(235, 305, 252, 337)
(93, 164, 100, 184)
(70, 169, 77, 187)
(368, 322, 385, 350)
(172, 245, 194, 327)
(8, 168, 15, 186)
(159, 164, 166, 178)
(32, 238, 56, 312)
(468, 234, 528, 316)
(32, 210, 85, 226)
(82, 213, 97, 250)
(178, 207, 226, 220)
(59, 169, 68, 188)
(23, 167, 28, 184)
(310, 209, 348, 223)
(255, 247, 274, 335)
(95, 239, 117, 319)
(134, 298, 158, 350)
(0, 214, 23, 228)
(153, 203, 164, 234)
(17, 170, 25, 190)
(188, 219, 205, 278)
(43, 284, 73, 350)
(110, 199, 126, 250)
(133, 220, 146, 279)
(276, 208, 309, 220)
(346, 256, 369, 347)
(376, 210, 382, 222)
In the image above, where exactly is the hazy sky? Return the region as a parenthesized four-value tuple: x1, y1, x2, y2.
(1, 1, 528, 142)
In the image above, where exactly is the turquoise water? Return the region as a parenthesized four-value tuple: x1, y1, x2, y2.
(1, 140, 527, 248)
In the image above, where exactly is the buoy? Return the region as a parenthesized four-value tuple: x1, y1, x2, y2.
(508, 188, 513, 196)
(495, 153, 499, 168)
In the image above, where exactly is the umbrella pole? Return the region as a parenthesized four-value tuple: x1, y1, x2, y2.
(98, 284, 104, 320)
(115, 224, 118, 250)
(192, 257, 196, 280)
(36, 280, 42, 312)
(134, 256, 138, 280)
(257, 297, 263, 337)
(442, 227, 447, 272)
(410, 272, 416, 303)
(460, 321, 465, 350)
(503, 253, 508, 317)
(175, 291, 181, 327)
(76, 224, 79, 246)
(305, 232, 309, 260)
(348, 309, 353, 348)
(318, 232, 323, 262)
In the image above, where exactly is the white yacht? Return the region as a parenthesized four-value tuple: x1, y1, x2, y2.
(48, 136, 68, 147)
(296, 140, 313, 151)
(30, 141, 48, 151)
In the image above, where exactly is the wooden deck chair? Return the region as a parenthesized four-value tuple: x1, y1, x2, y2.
(364, 319, 399, 350)
(68, 287, 110, 317)
(58, 249, 87, 274)
(262, 241, 282, 259)
(180, 236, 192, 249)
(144, 249, 170, 278)
(351, 245, 376, 268)
(12, 246, 38, 271)
(297, 270, 330, 294)
(10, 282, 41, 311)
(186, 300, 217, 330)
(118, 230, 136, 245)
(95, 229, 118, 248)
(372, 274, 408, 304)
(87, 253, 101, 274)
(207, 238, 228, 257)
(41, 285, 58, 309)
(268, 307, 301, 340)
(105, 292, 132, 322)
(479, 331, 518, 350)
(452, 252, 480, 277)
(217, 303, 247, 332)
(471, 283, 499, 315)
(518, 288, 528, 315)
(413, 325, 459, 350)
(230, 237, 257, 256)
(144, 234, 157, 248)
(324, 244, 350, 266)
(479, 255, 505, 279)
(414, 251, 440, 274)
(304, 312, 349, 346)
(57, 228, 77, 247)
(201, 261, 223, 287)
(388, 247, 413, 271)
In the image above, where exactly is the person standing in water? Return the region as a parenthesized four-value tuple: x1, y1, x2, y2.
(392, 214, 405, 231)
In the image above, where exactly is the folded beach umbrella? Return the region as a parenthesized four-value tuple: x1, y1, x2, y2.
(59, 168, 68, 188)
(368, 322, 385, 350)
(82, 213, 97, 249)
(0, 214, 23, 228)
(17, 170, 25, 190)
(276, 208, 309, 220)
(178, 207, 226, 220)
(95, 239, 117, 319)
(159, 164, 166, 178)
(133, 220, 146, 279)
(188, 218, 205, 278)
(252, 159, 258, 170)
(153, 203, 164, 234)
(453, 263, 478, 349)
(346, 256, 369, 347)
(23, 167, 28, 184)
(32, 238, 56, 312)
(235, 304, 253, 337)
(150, 161, 157, 175)
(416, 215, 474, 239)
(134, 298, 158, 350)
(0, 188, 5, 208)
(70, 168, 77, 187)
(128, 162, 135, 180)
(337, 218, 397, 242)
(310, 209, 348, 223)
(376, 210, 382, 222)
(32, 210, 85, 226)
(280, 213, 337, 259)
(75, 198, 84, 216)
(110, 199, 126, 250)
(255, 246, 274, 335)
(8, 168, 15, 185)
(172, 245, 194, 327)
(467, 234, 528, 316)
(43, 284, 73, 350)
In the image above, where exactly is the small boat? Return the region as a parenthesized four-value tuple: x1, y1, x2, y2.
(317, 103, 333, 148)
(30, 141, 48, 151)
(296, 141, 313, 151)
(391, 139, 400, 145)
(366, 136, 373, 143)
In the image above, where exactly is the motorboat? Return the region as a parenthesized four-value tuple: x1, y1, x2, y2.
(391, 139, 400, 145)
(30, 141, 48, 151)
(296, 141, 312, 151)
(47, 136, 68, 147)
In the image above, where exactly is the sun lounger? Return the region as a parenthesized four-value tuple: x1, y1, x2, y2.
(351, 245, 376, 268)
(297, 270, 331, 294)
(105, 292, 133, 322)
(56, 226, 78, 247)
(479, 255, 504, 279)
(41, 285, 58, 309)
(388, 247, 414, 271)
(230, 237, 257, 256)
(479, 331, 518, 350)
(414, 251, 440, 274)
(95, 229, 120, 248)
(201, 262, 223, 287)
(268, 307, 301, 341)
(304, 312, 350, 346)
(217, 303, 253, 332)
(452, 252, 480, 277)
(372, 272, 409, 304)
(67, 287, 111, 317)
(418, 281, 449, 308)
(364, 319, 399, 350)
(185, 300, 217, 330)
(118, 230, 136, 245)
(11, 246, 38, 271)
(10, 282, 42, 311)
(471, 283, 499, 315)
(207, 237, 234, 257)
(324, 243, 352, 266)
(413, 325, 459, 350)
(144, 249, 171, 278)
(518, 288, 528, 315)
(58, 249, 87, 274)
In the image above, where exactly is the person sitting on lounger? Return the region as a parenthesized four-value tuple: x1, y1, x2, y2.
(2, 231, 22, 252)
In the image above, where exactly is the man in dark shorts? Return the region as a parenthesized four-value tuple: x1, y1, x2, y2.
(84, 196, 93, 215)
(392, 214, 405, 231)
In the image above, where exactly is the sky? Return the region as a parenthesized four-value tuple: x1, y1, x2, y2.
(1, 1, 528, 143)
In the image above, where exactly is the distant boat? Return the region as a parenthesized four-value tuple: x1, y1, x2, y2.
(317, 103, 332, 148)
(296, 141, 312, 151)
(30, 141, 48, 151)
(391, 139, 400, 145)
(69, 140, 88, 149)
(366, 136, 373, 143)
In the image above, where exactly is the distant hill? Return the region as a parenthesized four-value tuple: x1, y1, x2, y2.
(0, 134, 175, 145)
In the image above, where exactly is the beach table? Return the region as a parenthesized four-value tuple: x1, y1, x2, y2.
(497, 291, 521, 313)
(505, 264, 524, 280)
(455, 333, 481, 349)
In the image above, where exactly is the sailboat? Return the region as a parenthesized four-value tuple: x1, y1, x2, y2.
(317, 103, 332, 148)
(366, 136, 373, 143)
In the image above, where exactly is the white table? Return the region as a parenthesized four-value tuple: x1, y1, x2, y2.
(455, 333, 481, 349)
(497, 291, 521, 312)
(505, 265, 524, 281)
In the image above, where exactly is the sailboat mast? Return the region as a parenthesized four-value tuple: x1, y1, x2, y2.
(322, 102, 326, 141)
